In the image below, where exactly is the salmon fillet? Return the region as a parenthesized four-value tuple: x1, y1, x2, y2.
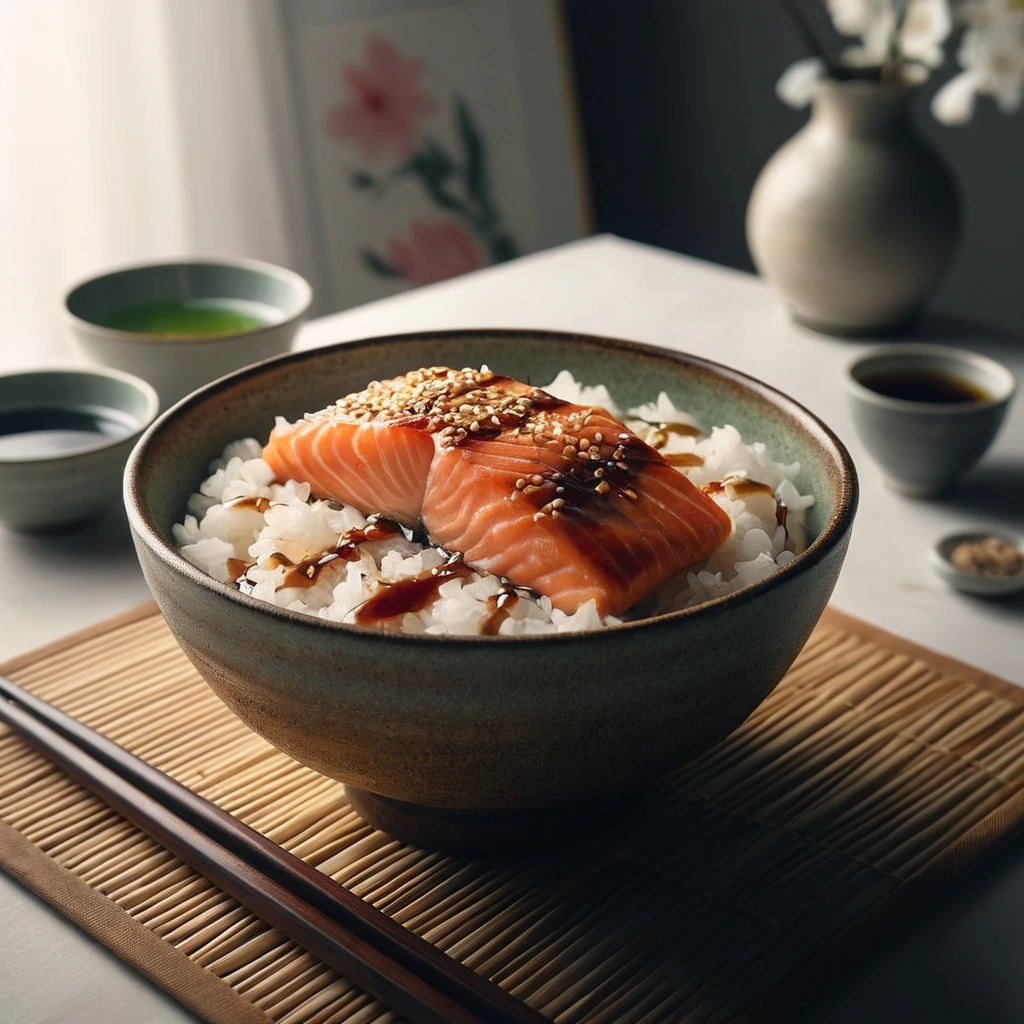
(263, 367, 732, 617)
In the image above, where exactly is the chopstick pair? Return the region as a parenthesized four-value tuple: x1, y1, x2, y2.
(0, 673, 547, 1024)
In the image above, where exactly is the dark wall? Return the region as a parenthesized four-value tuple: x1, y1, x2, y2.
(564, 0, 1024, 334)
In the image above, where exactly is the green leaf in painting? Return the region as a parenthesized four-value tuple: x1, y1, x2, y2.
(455, 97, 491, 214)
(408, 151, 464, 215)
(349, 170, 377, 190)
(488, 234, 520, 264)
(422, 138, 454, 180)
(361, 249, 402, 278)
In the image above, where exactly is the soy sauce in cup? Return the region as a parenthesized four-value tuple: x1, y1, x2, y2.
(858, 368, 991, 404)
(846, 344, 1016, 498)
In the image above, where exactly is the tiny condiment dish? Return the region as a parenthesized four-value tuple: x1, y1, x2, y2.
(0, 367, 159, 532)
(845, 343, 1016, 499)
(930, 530, 1024, 597)
(64, 256, 313, 410)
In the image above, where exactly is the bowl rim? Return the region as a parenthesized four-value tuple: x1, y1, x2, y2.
(0, 365, 160, 465)
(845, 342, 1017, 413)
(62, 255, 314, 347)
(125, 328, 859, 645)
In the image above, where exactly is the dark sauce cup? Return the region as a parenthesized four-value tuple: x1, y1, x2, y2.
(846, 343, 1016, 498)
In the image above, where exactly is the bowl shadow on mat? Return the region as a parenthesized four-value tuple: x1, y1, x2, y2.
(798, 834, 1024, 1024)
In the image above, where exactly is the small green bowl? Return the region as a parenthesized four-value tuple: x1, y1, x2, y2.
(0, 367, 159, 532)
(64, 257, 312, 410)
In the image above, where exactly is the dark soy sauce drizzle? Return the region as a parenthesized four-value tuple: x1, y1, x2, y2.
(701, 477, 773, 499)
(861, 370, 990, 404)
(355, 553, 470, 626)
(0, 407, 135, 458)
(233, 516, 404, 592)
(479, 590, 520, 636)
(728, 479, 774, 498)
(224, 496, 274, 514)
(664, 452, 704, 468)
(661, 422, 702, 438)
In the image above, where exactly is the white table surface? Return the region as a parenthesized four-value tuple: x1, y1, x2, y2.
(3, 235, 1023, 1022)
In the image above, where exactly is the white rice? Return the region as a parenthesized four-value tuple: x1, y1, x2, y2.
(173, 373, 814, 635)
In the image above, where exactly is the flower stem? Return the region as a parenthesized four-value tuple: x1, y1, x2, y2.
(778, 0, 836, 74)
(884, 0, 908, 85)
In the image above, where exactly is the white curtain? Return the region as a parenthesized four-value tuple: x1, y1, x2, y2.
(0, 0, 295, 371)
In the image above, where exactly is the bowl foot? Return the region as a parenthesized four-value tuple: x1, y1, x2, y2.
(344, 786, 645, 857)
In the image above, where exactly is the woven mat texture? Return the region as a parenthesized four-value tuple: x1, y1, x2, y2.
(3, 604, 1024, 1024)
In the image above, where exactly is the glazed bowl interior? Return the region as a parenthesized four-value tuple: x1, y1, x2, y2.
(126, 330, 857, 846)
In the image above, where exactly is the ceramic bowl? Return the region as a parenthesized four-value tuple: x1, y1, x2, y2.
(125, 330, 858, 853)
(0, 367, 159, 532)
(65, 257, 312, 410)
(931, 530, 1024, 597)
(846, 343, 1016, 499)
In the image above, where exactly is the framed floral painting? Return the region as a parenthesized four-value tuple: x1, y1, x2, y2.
(271, 0, 590, 312)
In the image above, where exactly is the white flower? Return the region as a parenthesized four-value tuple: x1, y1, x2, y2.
(776, 57, 827, 107)
(827, 0, 894, 34)
(932, 13, 1024, 122)
(899, 0, 953, 67)
(827, 0, 898, 66)
(962, 17, 1024, 108)
(932, 69, 980, 122)
(901, 61, 932, 84)
(955, 0, 1024, 29)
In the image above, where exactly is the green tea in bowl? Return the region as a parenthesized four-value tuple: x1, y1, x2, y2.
(97, 298, 278, 339)
(65, 257, 312, 409)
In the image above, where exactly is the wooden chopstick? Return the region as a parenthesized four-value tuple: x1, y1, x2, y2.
(0, 674, 548, 1024)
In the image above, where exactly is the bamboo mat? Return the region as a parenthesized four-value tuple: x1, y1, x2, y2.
(3, 604, 1024, 1024)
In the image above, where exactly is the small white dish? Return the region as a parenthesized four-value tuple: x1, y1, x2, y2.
(931, 530, 1024, 597)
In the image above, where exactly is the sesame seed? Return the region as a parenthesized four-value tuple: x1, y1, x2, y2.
(531, 474, 544, 486)
(596, 481, 612, 495)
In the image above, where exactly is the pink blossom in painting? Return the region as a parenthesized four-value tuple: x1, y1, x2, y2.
(386, 220, 484, 286)
(325, 35, 436, 163)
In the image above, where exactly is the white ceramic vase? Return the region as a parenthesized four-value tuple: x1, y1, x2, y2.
(746, 80, 962, 336)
